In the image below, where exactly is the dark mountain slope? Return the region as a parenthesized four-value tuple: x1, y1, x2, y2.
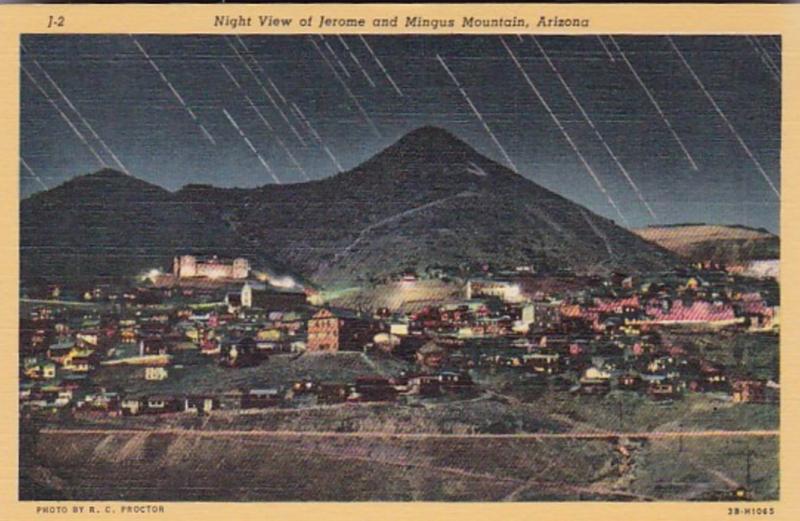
(174, 127, 678, 284)
(20, 169, 250, 287)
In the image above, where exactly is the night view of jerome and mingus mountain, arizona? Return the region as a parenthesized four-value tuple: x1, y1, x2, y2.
(19, 35, 779, 501)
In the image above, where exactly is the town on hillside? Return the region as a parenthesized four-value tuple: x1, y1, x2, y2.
(19, 253, 779, 423)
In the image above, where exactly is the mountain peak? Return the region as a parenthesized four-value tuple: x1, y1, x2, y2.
(66, 168, 164, 192)
(339, 125, 512, 186)
(399, 125, 462, 142)
(391, 126, 476, 154)
(23, 168, 170, 204)
(87, 168, 129, 179)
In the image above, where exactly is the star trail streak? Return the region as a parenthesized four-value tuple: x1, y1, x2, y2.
(746, 36, 780, 81)
(20, 158, 48, 190)
(21, 65, 107, 168)
(292, 102, 345, 173)
(131, 37, 217, 146)
(753, 37, 780, 77)
(234, 35, 303, 134)
(220, 63, 310, 181)
(320, 35, 352, 79)
(222, 108, 282, 185)
(358, 36, 404, 96)
(23, 46, 130, 174)
(596, 36, 616, 62)
(667, 37, 780, 198)
(337, 35, 376, 87)
(531, 37, 657, 221)
(608, 36, 699, 172)
(436, 54, 519, 173)
(308, 36, 382, 138)
(227, 37, 308, 146)
(500, 37, 629, 226)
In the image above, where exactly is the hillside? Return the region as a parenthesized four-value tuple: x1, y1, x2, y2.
(21, 127, 679, 288)
(22, 429, 776, 501)
(632, 224, 779, 264)
(20, 169, 273, 287)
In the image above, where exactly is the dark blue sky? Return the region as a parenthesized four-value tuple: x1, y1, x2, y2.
(20, 35, 781, 232)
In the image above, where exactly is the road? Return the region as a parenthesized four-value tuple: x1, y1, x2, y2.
(39, 428, 779, 440)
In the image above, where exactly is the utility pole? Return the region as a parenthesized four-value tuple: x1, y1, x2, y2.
(730, 449, 756, 497)
(746, 450, 752, 489)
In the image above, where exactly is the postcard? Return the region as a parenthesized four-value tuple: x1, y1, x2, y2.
(1, 3, 798, 520)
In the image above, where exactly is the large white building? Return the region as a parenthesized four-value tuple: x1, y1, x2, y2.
(172, 255, 250, 280)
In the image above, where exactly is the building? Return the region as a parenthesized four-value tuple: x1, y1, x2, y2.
(416, 341, 447, 369)
(121, 398, 142, 415)
(240, 282, 307, 311)
(351, 376, 397, 402)
(143, 395, 181, 414)
(731, 379, 767, 403)
(173, 255, 250, 280)
(139, 336, 168, 356)
(218, 336, 259, 367)
(183, 395, 217, 414)
(306, 308, 376, 352)
(145, 366, 169, 381)
(240, 388, 282, 409)
(466, 279, 524, 303)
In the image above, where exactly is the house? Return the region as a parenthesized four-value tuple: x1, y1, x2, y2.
(63, 355, 92, 373)
(47, 340, 76, 363)
(183, 395, 217, 414)
(219, 336, 259, 367)
(524, 352, 560, 374)
(306, 308, 377, 352)
(390, 322, 410, 336)
(351, 376, 396, 402)
(121, 397, 142, 415)
(403, 371, 473, 395)
(648, 381, 679, 400)
(731, 379, 767, 403)
(697, 361, 728, 392)
(139, 335, 168, 356)
(143, 395, 181, 414)
(292, 380, 318, 395)
(241, 388, 282, 409)
(145, 366, 169, 381)
(225, 292, 243, 313)
(437, 371, 474, 391)
(120, 324, 138, 344)
(218, 390, 244, 410)
(406, 375, 443, 397)
(415, 341, 447, 370)
(24, 361, 56, 380)
(618, 372, 644, 391)
(577, 378, 610, 395)
(90, 391, 120, 408)
(316, 382, 351, 404)
(76, 330, 99, 347)
(30, 387, 73, 408)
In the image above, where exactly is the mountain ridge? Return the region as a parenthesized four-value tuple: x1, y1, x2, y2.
(21, 126, 681, 288)
(632, 224, 779, 264)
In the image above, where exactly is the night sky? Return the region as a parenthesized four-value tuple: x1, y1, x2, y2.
(20, 35, 781, 232)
